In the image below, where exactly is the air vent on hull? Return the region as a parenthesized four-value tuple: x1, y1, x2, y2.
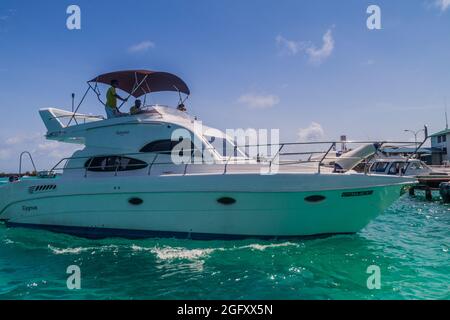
(29, 185, 57, 194)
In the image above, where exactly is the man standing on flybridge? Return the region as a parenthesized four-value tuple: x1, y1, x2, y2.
(105, 79, 128, 118)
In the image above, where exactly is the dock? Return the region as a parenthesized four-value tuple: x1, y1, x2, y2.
(409, 175, 450, 201)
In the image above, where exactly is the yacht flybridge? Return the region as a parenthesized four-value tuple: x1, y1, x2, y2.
(0, 70, 416, 239)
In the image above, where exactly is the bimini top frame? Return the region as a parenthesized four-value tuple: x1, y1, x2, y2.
(68, 70, 190, 126)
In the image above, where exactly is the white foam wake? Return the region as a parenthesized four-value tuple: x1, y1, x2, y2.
(132, 242, 300, 262)
(48, 244, 119, 255)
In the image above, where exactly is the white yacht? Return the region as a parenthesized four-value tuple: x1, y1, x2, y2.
(368, 157, 450, 189)
(368, 157, 439, 177)
(0, 70, 416, 239)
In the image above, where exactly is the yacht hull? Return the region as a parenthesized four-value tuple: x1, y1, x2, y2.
(0, 174, 412, 239)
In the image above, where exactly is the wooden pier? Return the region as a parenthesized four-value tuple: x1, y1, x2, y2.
(409, 184, 437, 201)
(409, 175, 450, 201)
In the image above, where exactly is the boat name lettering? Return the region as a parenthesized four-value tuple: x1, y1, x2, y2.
(115, 130, 130, 136)
(341, 191, 374, 197)
(22, 206, 38, 212)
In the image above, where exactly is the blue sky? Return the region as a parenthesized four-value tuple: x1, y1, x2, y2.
(0, 0, 450, 171)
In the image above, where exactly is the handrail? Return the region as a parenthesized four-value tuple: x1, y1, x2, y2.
(318, 143, 336, 174)
(50, 143, 410, 164)
(67, 86, 91, 127)
(19, 151, 37, 176)
(235, 140, 420, 148)
(148, 154, 159, 176)
(51, 114, 105, 120)
(401, 126, 429, 176)
(50, 140, 422, 163)
(41, 139, 426, 179)
(223, 155, 233, 175)
(269, 144, 285, 172)
(84, 157, 94, 178)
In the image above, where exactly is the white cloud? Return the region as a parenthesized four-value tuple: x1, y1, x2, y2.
(128, 40, 155, 53)
(0, 9, 14, 33)
(275, 29, 334, 65)
(298, 122, 325, 142)
(0, 133, 81, 173)
(305, 29, 334, 65)
(436, 0, 450, 11)
(275, 35, 304, 56)
(0, 9, 15, 21)
(238, 93, 280, 109)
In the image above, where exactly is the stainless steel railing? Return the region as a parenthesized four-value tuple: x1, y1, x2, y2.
(18, 151, 37, 176)
(51, 105, 166, 128)
(39, 140, 423, 179)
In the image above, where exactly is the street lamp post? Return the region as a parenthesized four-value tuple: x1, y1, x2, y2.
(404, 129, 425, 147)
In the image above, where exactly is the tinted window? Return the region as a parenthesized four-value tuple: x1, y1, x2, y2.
(140, 139, 199, 157)
(409, 162, 424, 170)
(206, 136, 238, 157)
(371, 162, 389, 173)
(140, 140, 180, 154)
(388, 162, 406, 175)
(85, 156, 148, 172)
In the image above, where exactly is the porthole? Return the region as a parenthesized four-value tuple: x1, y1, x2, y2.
(217, 197, 236, 205)
(304, 195, 326, 203)
(129, 197, 144, 205)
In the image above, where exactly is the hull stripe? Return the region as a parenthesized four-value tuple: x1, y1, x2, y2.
(4, 222, 353, 240)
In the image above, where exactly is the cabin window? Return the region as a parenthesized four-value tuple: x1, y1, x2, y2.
(443, 135, 447, 143)
(85, 156, 148, 172)
(205, 136, 244, 157)
(388, 162, 406, 175)
(207, 136, 233, 157)
(140, 139, 200, 156)
(140, 140, 181, 154)
(438, 136, 442, 143)
(371, 162, 389, 173)
(409, 162, 424, 170)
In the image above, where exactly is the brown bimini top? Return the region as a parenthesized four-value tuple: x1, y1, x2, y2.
(89, 70, 190, 97)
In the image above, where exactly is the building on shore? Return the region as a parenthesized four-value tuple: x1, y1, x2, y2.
(430, 129, 449, 165)
(380, 147, 433, 164)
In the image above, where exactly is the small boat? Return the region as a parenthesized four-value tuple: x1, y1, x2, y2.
(0, 70, 415, 239)
(367, 157, 450, 188)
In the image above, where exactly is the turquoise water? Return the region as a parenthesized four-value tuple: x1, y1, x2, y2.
(0, 193, 449, 300)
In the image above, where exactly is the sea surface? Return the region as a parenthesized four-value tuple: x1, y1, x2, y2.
(0, 191, 449, 300)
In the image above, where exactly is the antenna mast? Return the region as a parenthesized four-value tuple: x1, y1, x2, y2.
(446, 98, 449, 130)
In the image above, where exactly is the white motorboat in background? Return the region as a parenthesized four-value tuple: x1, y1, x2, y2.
(0, 70, 415, 239)
(367, 157, 446, 177)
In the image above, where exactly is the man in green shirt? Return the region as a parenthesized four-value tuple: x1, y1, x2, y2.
(105, 80, 128, 118)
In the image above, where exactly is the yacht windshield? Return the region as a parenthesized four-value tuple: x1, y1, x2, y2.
(205, 135, 246, 158)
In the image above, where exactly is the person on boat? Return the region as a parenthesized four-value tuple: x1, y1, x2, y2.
(130, 99, 142, 115)
(176, 103, 187, 112)
(105, 80, 128, 118)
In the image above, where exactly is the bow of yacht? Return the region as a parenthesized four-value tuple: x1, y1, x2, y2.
(0, 70, 416, 239)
